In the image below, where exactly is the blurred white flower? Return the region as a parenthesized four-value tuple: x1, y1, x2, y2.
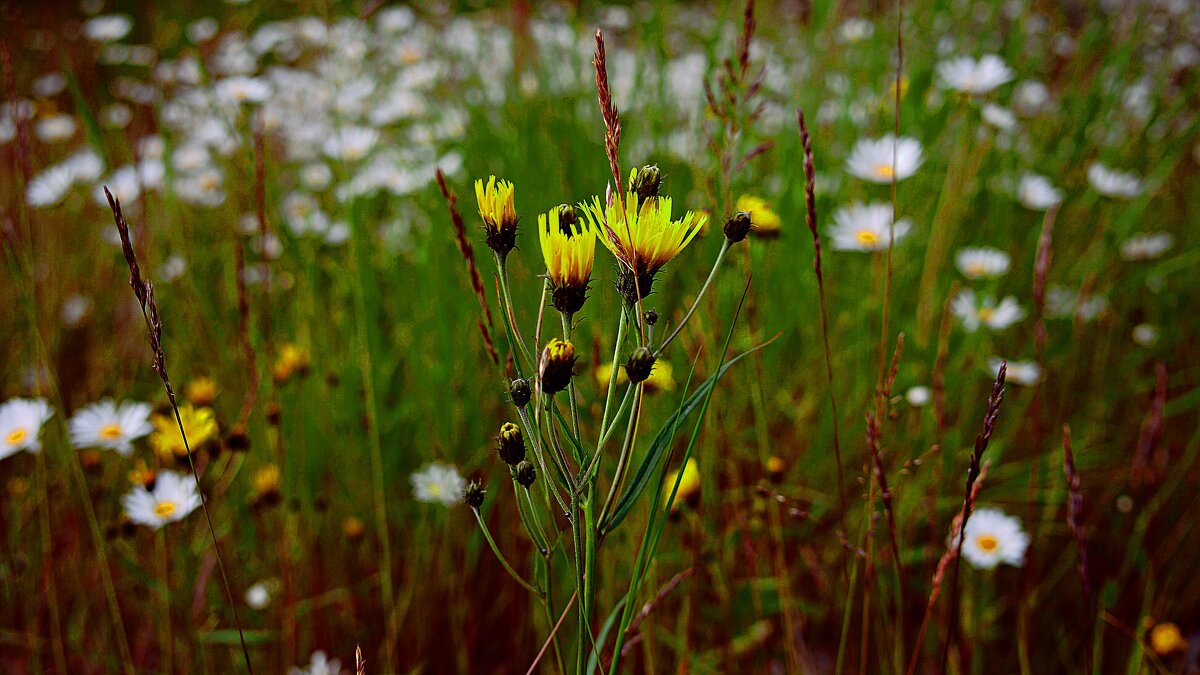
(1120, 233, 1173, 261)
(83, 14, 133, 42)
(68, 400, 153, 456)
(300, 163, 333, 191)
(955, 247, 1011, 279)
(35, 114, 76, 142)
(322, 126, 379, 162)
(1088, 162, 1144, 198)
(158, 255, 187, 283)
(846, 135, 924, 183)
(952, 289, 1025, 332)
(1133, 323, 1159, 347)
(411, 462, 465, 507)
(288, 650, 344, 675)
(989, 357, 1041, 386)
(122, 471, 202, 529)
(216, 76, 272, 104)
(828, 202, 912, 252)
(1012, 80, 1050, 115)
(60, 294, 93, 328)
(26, 165, 76, 207)
(1014, 172, 1062, 210)
(245, 580, 280, 610)
(836, 18, 874, 43)
(956, 507, 1029, 569)
(0, 398, 54, 461)
(32, 72, 66, 97)
(905, 386, 932, 407)
(1045, 285, 1107, 322)
(937, 54, 1014, 94)
(187, 18, 220, 44)
(981, 103, 1017, 131)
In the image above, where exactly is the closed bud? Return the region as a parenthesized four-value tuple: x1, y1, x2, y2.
(724, 211, 753, 243)
(463, 480, 487, 508)
(539, 338, 577, 395)
(510, 378, 531, 408)
(643, 309, 658, 326)
(514, 460, 537, 488)
(497, 422, 526, 465)
(631, 165, 663, 207)
(624, 347, 657, 384)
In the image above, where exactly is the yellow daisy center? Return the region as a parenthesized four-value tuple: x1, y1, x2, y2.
(967, 262, 988, 277)
(856, 230, 880, 246)
(427, 483, 443, 497)
(873, 163, 895, 179)
(975, 534, 999, 552)
(6, 428, 27, 446)
(978, 308, 995, 322)
(99, 423, 123, 440)
(154, 501, 177, 518)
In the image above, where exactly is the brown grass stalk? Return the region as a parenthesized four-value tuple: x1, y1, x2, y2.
(435, 168, 499, 365)
(232, 238, 259, 428)
(104, 187, 255, 674)
(1133, 362, 1167, 486)
(1061, 425, 1091, 598)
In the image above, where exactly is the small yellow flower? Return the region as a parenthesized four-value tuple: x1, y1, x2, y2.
(539, 338, 577, 395)
(128, 460, 156, 488)
(539, 205, 596, 314)
(251, 464, 281, 496)
(343, 516, 366, 540)
(662, 458, 701, 513)
(475, 176, 519, 256)
(1149, 622, 1188, 655)
(185, 376, 218, 407)
(595, 359, 675, 393)
(736, 195, 782, 238)
(273, 343, 310, 383)
(148, 403, 218, 460)
(582, 190, 705, 303)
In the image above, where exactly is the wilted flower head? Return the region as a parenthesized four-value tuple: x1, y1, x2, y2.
(68, 399, 153, 456)
(475, 176, 518, 256)
(846, 135, 924, 183)
(956, 507, 1029, 569)
(0, 398, 54, 461)
(122, 470, 202, 529)
(828, 202, 912, 252)
(937, 54, 1014, 94)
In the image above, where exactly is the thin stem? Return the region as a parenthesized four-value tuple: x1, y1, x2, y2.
(523, 486, 552, 555)
(34, 450, 67, 675)
(514, 479, 548, 556)
(577, 384, 634, 490)
(654, 239, 731, 357)
(498, 254, 534, 368)
(599, 307, 628, 435)
(561, 312, 582, 444)
(519, 407, 569, 515)
(156, 529, 173, 675)
(472, 508, 541, 596)
(597, 386, 643, 529)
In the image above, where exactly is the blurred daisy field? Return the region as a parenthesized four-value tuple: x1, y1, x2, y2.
(2, 0, 1199, 673)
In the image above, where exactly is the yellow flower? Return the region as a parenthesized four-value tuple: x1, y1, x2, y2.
(539, 205, 596, 314)
(185, 376, 218, 407)
(595, 359, 675, 393)
(582, 191, 705, 303)
(539, 338, 577, 395)
(128, 459, 156, 488)
(273, 343, 310, 383)
(251, 464, 281, 496)
(1149, 622, 1188, 655)
(736, 195, 782, 238)
(475, 176, 518, 256)
(148, 403, 218, 460)
(662, 458, 701, 513)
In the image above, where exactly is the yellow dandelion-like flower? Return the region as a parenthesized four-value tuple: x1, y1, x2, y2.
(185, 376, 218, 407)
(1149, 622, 1188, 655)
(595, 358, 675, 394)
(582, 192, 705, 303)
(662, 458, 701, 513)
(273, 343, 310, 383)
(252, 464, 282, 496)
(736, 195, 782, 238)
(475, 175, 518, 256)
(148, 403, 218, 460)
(539, 205, 595, 314)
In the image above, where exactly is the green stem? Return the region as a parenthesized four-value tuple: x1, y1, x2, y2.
(561, 312, 582, 445)
(473, 509, 541, 596)
(654, 239, 730, 357)
(498, 253, 534, 369)
(519, 407, 569, 515)
(514, 479, 548, 555)
(597, 388, 643, 527)
(599, 308, 628, 435)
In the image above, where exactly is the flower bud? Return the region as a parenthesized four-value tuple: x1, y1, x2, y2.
(538, 338, 577, 395)
(510, 378, 531, 408)
(497, 422, 526, 465)
(631, 165, 663, 207)
(724, 211, 753, 243)
(643, 309, 658, 326)
(624, 346, 657, 384)
(463, 480, 487, 508)
(514, 460, 537, 488)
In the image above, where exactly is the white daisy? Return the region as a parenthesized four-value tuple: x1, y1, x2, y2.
(121, 470, 202, 529)
(26, 164, 76, 208)
(83, 14, 133, 42)
(952, 289, 1025, 332)
(981, 103, 1017, 131)
(1120, 232, 1173, 261)
(215, 76, 272, 104)
(1087, 162, 1144, 199)
(35, 114, 77, 142)
(954, 247, 1011, 279)
(828, 202, 912, 252)
(989, 357, 1041, 386)
(410, 462, 466, 507)
(1045, 285, 1108, 321)
(67, 399, 153, 456)
(0, 398, 54, 461)
(1014, 172, 1062, 210)
(937, 54, 1014, 94)
(1012, 80, 1050, 115)
(956, 507, 1029, 569)
(322, 126, 380, 162)
(905, 386, 932, 407)
(846, 135, 924, 183)
(288, 650, 344, 675)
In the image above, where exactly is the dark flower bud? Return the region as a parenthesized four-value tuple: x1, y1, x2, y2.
(514, 460, 537, 488)
(624, 347, 657, 384)
(510, 378, 532, 408)
(556, 204, 579, 233)
(225, 425, 251, 452)
(631, 165, 663, 207)
(724, 211, 753, 243)
(615, 267, 656, 306)
(539, 339, 577, 396)
(497, 422, 526, 465)
(643, 309, 658, 326)
(266, 403, 281, 426)
(464, 480, 487, 508)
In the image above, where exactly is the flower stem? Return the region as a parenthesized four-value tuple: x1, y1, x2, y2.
(654, 239, 730, 356)
(498, 253, 534, 369)
(472, 508, 541, 596)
